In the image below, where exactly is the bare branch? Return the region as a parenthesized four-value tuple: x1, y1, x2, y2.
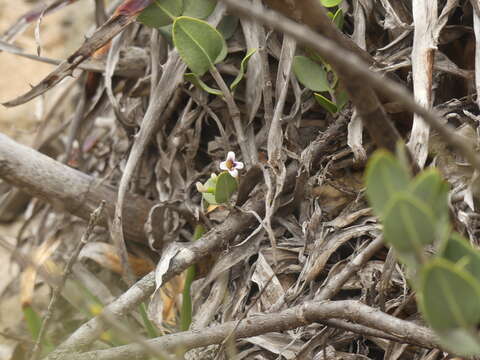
(60, 300, 440, 360)
(0, 134, 152, 245)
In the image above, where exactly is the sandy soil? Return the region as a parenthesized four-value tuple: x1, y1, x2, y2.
(0, 0, 92, 143)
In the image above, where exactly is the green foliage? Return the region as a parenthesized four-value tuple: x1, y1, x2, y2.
(199, 174, 218, 205)
(365, 150, 410, 216)
(197, 171, 238, 207)
(215, 172, 238, 203)
(139, 302, 159, 338)
(383, 194, 436, 255)
(137, 0, 183, 28)
(313, 93, 340, 114)
(172, 16, 226, 76)
(420, 258, 480, 331)
(365, 149, 480, 355)
(291, 0, 347, 113)
(440, 233, 480, 279)
(23, 306, 43, 341)
(139, 1, 254, 103)
(293, 56, 330, 93)
(182, 0, 216, 18)
(184, 73, 223, 96)
(320, 0, 343, 8)
(332, 8, 344, 29)
(230, 48, 257, 91)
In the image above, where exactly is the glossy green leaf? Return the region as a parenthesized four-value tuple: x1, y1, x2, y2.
(440, 233, 480, 279)
(383, 193, 436, 257)
(217, 15, 239, 40)
(293, 56, 330, 92)
(230, 48, 257, 91)
(137, 0, 183, 28)
(185, 73, 223, 96)
(420, 258, 480, 332)
(320, 0, 343, 7)
(365, 150, 410, 216)
(332, 8, 344, 29)
(183, 0, 216, 18)
(215, 171, 238, 203)
(314, 93, 338, 113)
(173, 16, 227, 76)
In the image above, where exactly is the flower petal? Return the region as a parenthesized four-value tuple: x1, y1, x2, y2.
(219, 161, 228, 171)
(229, 168, 239, 178)
(226, 151, 236, 161)
(234, 161, 244, 170)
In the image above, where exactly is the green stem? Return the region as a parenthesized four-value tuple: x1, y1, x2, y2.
(180, 225, 205, 331)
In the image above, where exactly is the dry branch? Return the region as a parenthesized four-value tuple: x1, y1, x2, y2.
(47, 192, 265, 354)
(59, 300, 440, 360)
(0, 134, 152, 245)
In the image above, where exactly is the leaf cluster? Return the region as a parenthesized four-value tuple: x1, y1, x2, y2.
(366, 149, 480, 356)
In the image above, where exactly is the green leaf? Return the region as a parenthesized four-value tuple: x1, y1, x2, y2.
(183, 0, 216, 18)
(383, 193, 437, 256)
(158, 24, 173, 44)
(440, 233, 480, 279)
(314, 93, 338, 113)
(23, 306, 42, 340)
(420, 258, 480, 333)
(185, 73, 223, 96)
(217, 15, 239, 40)
(137, 0, 183, 28)
(201, 175, 218, 205)
(365, 150, 410, 216)
(333, 89, 349, 111)
(409, 169, 449, 220)
(215, 172, 238, 203)
(139, 303, 159, 338)
(230, 49, 257, 91)
(435, 329, 480, 356)
(332, 8, 344, 29)
(320, 0, 343, 7)
(173, 16, 227, 76)
(293, 56, 330, 92)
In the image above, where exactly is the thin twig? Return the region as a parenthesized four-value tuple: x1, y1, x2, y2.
(316, 236, 385, 300)
(30, 201, 106, 360)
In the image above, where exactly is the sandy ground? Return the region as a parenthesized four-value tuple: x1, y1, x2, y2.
(0, 0, 92, 143)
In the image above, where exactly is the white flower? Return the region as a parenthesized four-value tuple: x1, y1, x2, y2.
(219, 151, 244, 178)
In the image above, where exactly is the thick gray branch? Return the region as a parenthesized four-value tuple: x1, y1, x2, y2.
(0, 134, 152, 244)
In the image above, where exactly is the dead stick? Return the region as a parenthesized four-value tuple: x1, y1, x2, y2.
(0, 134, 152, 245)
(62, 300, 439, 360)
